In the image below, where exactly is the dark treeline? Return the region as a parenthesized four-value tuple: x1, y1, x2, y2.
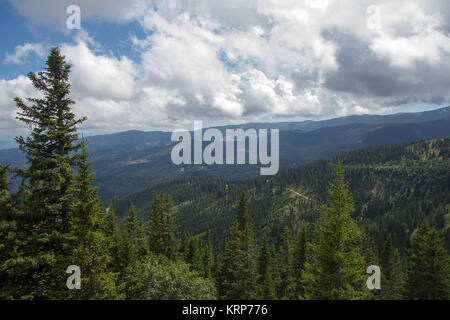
(112, 137, 450, 253)
(0, 48, 449, 300)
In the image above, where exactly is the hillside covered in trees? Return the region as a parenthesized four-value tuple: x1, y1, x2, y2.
(113, 138, 450, 252)
(0, 48, 449, 300)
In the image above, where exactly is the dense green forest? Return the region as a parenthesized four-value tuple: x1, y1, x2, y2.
(112, 138, 450, 252)
(0, 48, 449, 300)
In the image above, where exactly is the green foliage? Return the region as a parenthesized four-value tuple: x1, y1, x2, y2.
(404, 220, 449, 299)
(8, 47, 86, 299)
(148, 193, 175, 258)
(292, 224, 307, 297)
(113, 139, 450, 257)
(217, 193, 258, 299)
(103, 206, 122, 273)
(68, 144, 123, 299)
(302, 161, 370, 300)
(0, 165, 18, 299)
(277, 227, 296, 299)
(119, 204, 149, 276)
(124, 255, 217, 300)
(380, 235, 403, 299)
(257, 234, 276, 299)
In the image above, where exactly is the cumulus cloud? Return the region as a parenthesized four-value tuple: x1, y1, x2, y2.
(368, 1, 450, 68)
(4, 43, 45, 65)
(0, 76, 39, 134)
(1, 0, 450, 135)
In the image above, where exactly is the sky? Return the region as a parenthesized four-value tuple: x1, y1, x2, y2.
(0, 0, 449, 145)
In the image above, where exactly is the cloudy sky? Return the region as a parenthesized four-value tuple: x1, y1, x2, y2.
(1, 0, 449, 143)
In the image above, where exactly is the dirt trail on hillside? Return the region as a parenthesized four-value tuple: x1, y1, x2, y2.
(287, 188, 312, 201)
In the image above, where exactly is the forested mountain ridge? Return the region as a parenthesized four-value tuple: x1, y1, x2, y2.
(1, 114, 449, 201)
(112, 138, 450, 252)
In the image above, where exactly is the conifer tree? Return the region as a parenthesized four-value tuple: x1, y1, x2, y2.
(217, 193, 258, 299)
(302, 161, 369, 300)
(186, 236, 196, 265)
(404, 220, 449, 300)
(202, 229, 214, 279)
(119, 204, 149, 276)
(179, 231, 191, 261)
(380, 235, 403, 300)
(12, 47, 86, 299)
(358, 221, 379, 299)
(148, 193, 175, 258)
(103, 206, 121, 273)
(278, 227, 296, 299)
(257, 234, 275, 299)
(292, 224, 307, 297)
(187, 237, 204, 273)
(68, 144, 122, 299)
(0, 165, 18, 298)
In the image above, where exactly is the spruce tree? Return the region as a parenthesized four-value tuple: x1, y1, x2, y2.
(179, 231, 191, 261)
(12, 47, 86, 299)
(103, 206, 122, 274)
(292, 224, 307, 298)
(217, 193, 258, 299)
(202, 229, 214, 279)
(187, 237, 204, 273)
(148, 192, 175, 259)
(68, 144, 123, 299)
(302, 161, 369, 300)
(119, 204, 149, 276)
(257, 234, 276, 299)
(404, 220, 449, 300)
(380, 235, 403, 300)
(278, 227, 296, 299)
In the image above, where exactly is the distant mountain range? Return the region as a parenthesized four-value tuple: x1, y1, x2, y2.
(1, 106, 449, 201)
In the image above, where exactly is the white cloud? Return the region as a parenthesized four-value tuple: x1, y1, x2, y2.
(1, 0, 450, 135)
(61, 41, 137, 100)
(0, 76, 39, 134)
(4, 43, 45, 64)
(368, 1, 450, 67)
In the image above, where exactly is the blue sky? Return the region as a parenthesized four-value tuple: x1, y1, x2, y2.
(0, 1, 145, 79)
(0, 0, 449, 147)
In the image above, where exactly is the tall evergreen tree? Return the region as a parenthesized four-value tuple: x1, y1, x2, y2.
(12, 47, 86, 299)
(217, 193, 258, 299)
(179, 231, 191, 261)
(187, 236, 204, 273)
(103, 206, 122, 274)
(302, 161, 370, 299)
(119, 205, 149, 277)
(404, 220, 449, 300)
(257, 234, 275, 299)
(278, 227, 296, 299)
(202, 229, 214, 279)
(148, 193, 175, 259)
(68, 144, 122, 299)
(380, 235, 403, 300)
(292, 224, 307, 298)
